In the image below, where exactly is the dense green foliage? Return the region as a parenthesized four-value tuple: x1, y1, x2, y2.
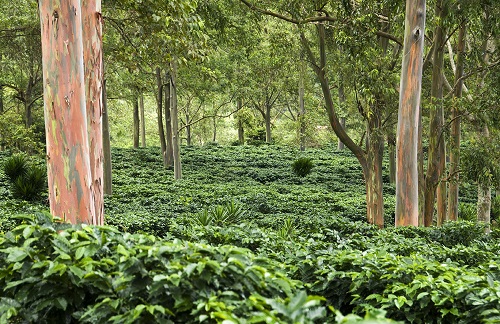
(2, 153, 46, 201)
(1, 145, 500, 323)
(292, 157, 314, 177)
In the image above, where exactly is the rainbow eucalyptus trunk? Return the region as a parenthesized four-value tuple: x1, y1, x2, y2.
(82, 0, 104, 225)
(424, 0, 446, 227)
(395, 0, 426, 226)
(365, 121, 385, 227)
(39, 0, 96, 224)
(447, 22, 467, 221)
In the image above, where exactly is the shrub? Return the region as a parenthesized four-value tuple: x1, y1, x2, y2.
(3, 155, 47, 201)
(11, 164, 46, 201)
(292, 157, 313, 177)
(0, 213, 327, 323)
(3, 154, 28, 182)
(191, 201, 246, 226)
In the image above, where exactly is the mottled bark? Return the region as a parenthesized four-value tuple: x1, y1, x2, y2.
(395, 0, 426, 226)
(82, 0, 104, 225)
(171, 60, 182, 180)
(424, 0, 446, 227)
(102, 79, 112, 195)
(447, 22, 466, 221)
(164, 71, 173, 166)
(366, 126, 385, 227)
(388, 133, 396, 184)
(39, 0, 96, 224)
(140, 94, 146, 147)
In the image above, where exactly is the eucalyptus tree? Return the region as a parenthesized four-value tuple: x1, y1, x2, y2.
(395, 0, 426, 227)
(103, 0, 207, 179)
(239, 0, 404, 227)
(39, 0, 104, 224)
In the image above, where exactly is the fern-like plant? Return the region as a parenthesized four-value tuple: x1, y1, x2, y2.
(4, 155, 47, 201)
(11, 165, 46, 201)
(3, 154, 28, 182)
(192, 201, 246, 227)
(292, 157, 313, 177)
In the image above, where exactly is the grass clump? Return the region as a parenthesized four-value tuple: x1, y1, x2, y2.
(292, 157, 313, 177)
(3, 154, 46, 201)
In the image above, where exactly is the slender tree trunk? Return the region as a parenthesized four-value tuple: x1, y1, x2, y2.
(165, 71, 174, 167)
(301, 24, 383, 226)
(337, 80, 346, 151)
(102, 79, 112, 195)
(212, 116, 217, 142)
(366, 124, 385, 227)
(171, 60, 182, 179)
(0, 85, 3, 114)
(0, 85, 4, 150)
(237, 99, 244, 144)
(39, 0, 96, 224)
(418, 104, 425, 226)
(447, 22, 466, 221)
(133, 91, 140, 149)
(25, 76, 34, 128)
(265, 104, 272, 143)
(140, 94, 146, 147)
(185, 112, 191, 146)
(82, 0, 104, 225)
(478, 182, 491, 232)
(156, 68, 167, 166)
(299, 55, 306, 151)
(424, 0, 446, 226)
(388, 133, 396, 184)
(395, 0, 426, 227)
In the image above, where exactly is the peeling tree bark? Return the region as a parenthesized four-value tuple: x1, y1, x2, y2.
(82, 0, 104, 225)
(395, 0, 426, 227)
(424, 0, 446, 227)
(39, 0, 96, 224)
(447, 22, 466, 221)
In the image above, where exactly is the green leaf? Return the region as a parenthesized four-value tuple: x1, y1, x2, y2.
(56, 297, 68, 310)
(3, 247, 28, 262)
